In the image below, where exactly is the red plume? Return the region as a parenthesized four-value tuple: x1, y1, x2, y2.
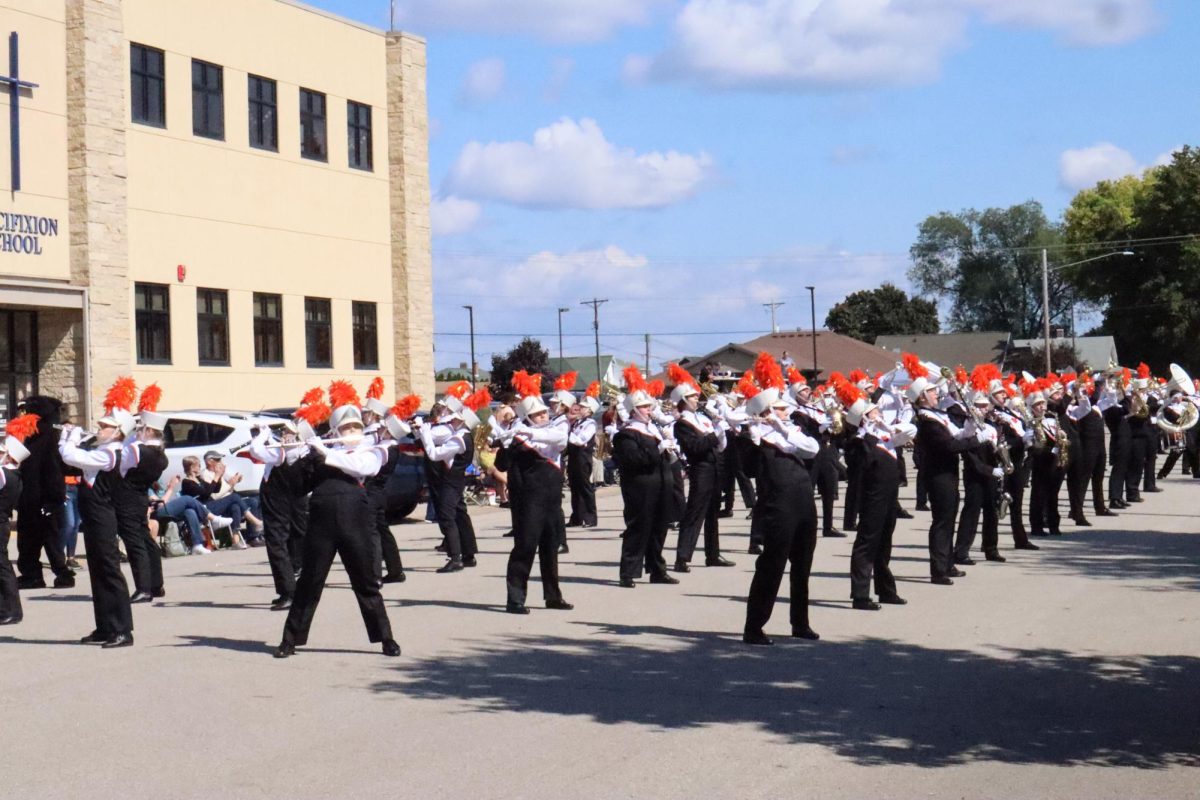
(389, 395, 421, 421)
(786, 367, 806, 386)
(328, 379, 361, 409)
(137, 383, 163, 413)
(445, 381, 472, 400)
(367, 377, 385, 401)
(735, 371, 759, 399)
(464, 388, 492, 412)
(103, 376, 137, 414)
(586, 381, 601, 398)
(295, 402, 331, 426)
(1137, 362, 1151, 380)
(667, 363, 697, 389)
(511, 370, 543, 399)
(828, 371, 846, 385)
(1060, 371, 1077, 386)
(553, 371, 578, 392)
(646, 380, 665, 399)
(6, 414, 40, 442)
(622, 365, 646, 393)
(901, 353, 928, 379)
(753, 352, 785, 391)
(969, 365, 993, 393)
(301, 387, 324, 406)
(1019, 379, 1038, 397)
(834, 377, 865, 409)
(848, 369, 868, 385)
(954, 365, 969, 386)
(1045, 372, 1060, 385)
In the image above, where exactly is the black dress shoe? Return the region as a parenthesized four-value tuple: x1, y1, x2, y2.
(895, 508, 914, 519)
(80, 630, 108, 644)
(1128, 495, 1144, 503)
(270, 596, 293, 611)
(878, 594, 907, 605)
(985, 551, 1007, 562)
(382, 572, 407, 584)
(1146, 487, 1163, 493)
(954, 558, 975, 567)
(274, 642, 296, 659)
(674, 560, 691, 573)
(545, 599, 574, 611)
(17, 577, 46, 590)
(843, 523, 857, 532)
(581, 522, 596, 528)
(435, 543, 448, 552)
(102, 633, 134, 649)
(747, 544, 762, 555)
(718, 510, 734, 519)
(381, 639, 402, 657)
(462, 557, 478, 568)
(823, 530, 847, 538)
(1072, 517, 1092, 527)
(152, 587, 166, 598)
(931, 576, 954, 586)
(1015, 542, 1041, 550)
(743, 630, 773, 646)
(792, 627, 820, 640)
(1050, 529, 1063, 536)
(505, 602, 529, 614)
(705, 556, 736, 567)
(0, 614, 23, 625)
(948, 567, 966, 578)
(557, 544, 569, 555)
(1031, 530, 1049, 537)
(649, 572, 680, 585)
(1097, 509, 1118, 517)
(53, 575, 76, 589)
(852, 598, 881, 611)
(130, 591, 154, 604)
(565, 521, 581, 528)
(503, 530, 515, 538)
(618, 578, 636, 588)
(915, 504, 930, 512)
(436, 558, 464, 574)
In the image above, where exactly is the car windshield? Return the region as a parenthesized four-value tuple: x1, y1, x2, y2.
(162, 419, 235, 449)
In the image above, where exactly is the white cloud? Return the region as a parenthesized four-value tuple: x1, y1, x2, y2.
(458, 58, 506, 105)
(443, 118, 715, 210)
(392, 0, 667, 43)
(499, 246, 651, 302)
(1058, 142, 1180, 190)
(636, 0, 1158, 91)
(431, 196, 482, 237)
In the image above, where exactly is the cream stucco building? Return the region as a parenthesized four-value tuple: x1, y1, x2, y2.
(0, 0, 433, 423)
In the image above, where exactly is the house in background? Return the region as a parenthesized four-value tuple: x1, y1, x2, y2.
(1010, 336, 1120, 370)
(548, 355, 635, 387)
(875, 332, 1012, 370)
(675, 330, 897, 382)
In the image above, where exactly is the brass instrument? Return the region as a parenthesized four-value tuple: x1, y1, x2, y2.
(1130, 386, 1150, 419)
(822, 395, 845, 436)
(1051, 413, 1070, 470)
(941, 367, 1013, 475)
(1157, 401, 1199, 436)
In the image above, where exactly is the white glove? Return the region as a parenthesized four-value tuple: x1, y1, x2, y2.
(306, 436, 327, 454)
(975, 427, 991, 444)
(991, 467, 1004, 479)
(657, 439, 676, 454)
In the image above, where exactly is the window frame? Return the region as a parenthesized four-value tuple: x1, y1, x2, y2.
(191, 58, 225, 141)
(304, 297, 333, 369)
(195, 288, 230, 367)
(351, 301, 379, 370)
(135, 283, 172, 365)
(247, 74, 278, 152)
(347, 100, 373, 171)
(252, 292, 285, 368)
(130, 43, 166, 128)
(299, 88, 328, 162)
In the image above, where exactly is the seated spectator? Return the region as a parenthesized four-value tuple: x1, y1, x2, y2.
(149, 474, 234, 555)
(180, 454, 263, 548)
(479, 406, 512, 505)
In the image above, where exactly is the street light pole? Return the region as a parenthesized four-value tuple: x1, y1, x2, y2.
(557, 307, 569, 370)
(581, 299, 608, 387)
(805, 285, 817, 377)
(462, 304, 476, 390)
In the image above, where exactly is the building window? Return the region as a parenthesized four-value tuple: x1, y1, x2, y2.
(305, 298, 332, 368)
(196, 288, 229, 366)
(347, 101, 373, 171)
(191, 59, 224, 140)
(300, 88, 327, 162)
(135, 283, 171, 365)
(248, 75, 278, 152)
(130, 44, 166, 127)
(352, 302, 378, 369)
(253, 293, 284, 367)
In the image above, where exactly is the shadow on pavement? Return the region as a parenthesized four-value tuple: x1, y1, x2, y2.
(1023, 529, 1200, 592)
(371, 623, 1200, 769)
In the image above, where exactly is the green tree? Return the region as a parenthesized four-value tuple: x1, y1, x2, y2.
(825, 282, 940, 343)
(1063, 146, 1200, 371)
(908, 201, 1076, 338)
(489, 337, 553, 397)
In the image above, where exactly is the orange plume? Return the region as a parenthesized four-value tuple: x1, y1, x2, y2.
(901, 353, 928, 379)
(833, 376, 865, 409)
(1019, 379, 1039, 397)
(969, 364, 998, 393)
(828, 371, 847, 386)
(137, 383, 163, 413)
(103, 376, 137, 414)
(848, 369, 868, 385)
(586, 381, 601, 398)
(667, 363, 697, 389)
(294, 402, 331, 426)
(328, 379, 361, 409)
(464, 388, 492, 412)
(6, 414, 40, 442)
(735, 371, 760, 399)
(367, 377, 385, 401)
(646, 380, 665, 398)
(1060, 371, 1077, 386)
(553, 371, 578, 392)
(511, 370, 543, 399)
(954, 365, 969, 386)
(753, 352, 785, 391)
(445, 380, 472, 400)
(389, 395, 421, 421)
(786, 367, 806, 386)
(622, 365, 646, 393)
(1137, 362, 1151, 380)
(300, 387, 324, 406)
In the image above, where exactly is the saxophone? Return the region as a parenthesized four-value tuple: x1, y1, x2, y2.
(1052, 413, 1070, 470)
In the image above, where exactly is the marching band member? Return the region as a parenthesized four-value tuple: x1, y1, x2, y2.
(789, 369, 843, 538)
(114, 384, 170, 603)
(418, 383, 480, 573)
(953, 386, 1006, 565)
(840, 370, 871, 533)
(1101, 369, 1133, 509)
(60, 379, 140, 648)
(669, 364, 733, 572)
(549, 375, 577, 553)
(719, 383, 757, 519)
(1026, 384, 1066, 537)
(363, 378, 407, 584)
(1064, 373, 1115, 524)
(1127, 364, 1160, 497)
(276, 401, 400, 659)
(743, 377, 821, 645)
(988, 376, 1039, 550)
(1156, 365, 1200, 479)
(565, 381, 601, 529)
(0, 417, 36, 626)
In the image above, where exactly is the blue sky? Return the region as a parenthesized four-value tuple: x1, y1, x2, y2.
(314, 0, 1196, 371)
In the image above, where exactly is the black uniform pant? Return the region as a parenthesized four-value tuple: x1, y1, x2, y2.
(926, 471, 959, 579)
(676, 460, 721, 563)
(723, 439, 756, 511)
(116, 515, 162, 595)
(1069, 438, 1107, 516)
(82, 517, 133, 637)
(1006, 458, 1031, 546)
(955, 472, 999, 559)
(749, 477, 767, 549)
(1142, 437, 1159, 492)
(366, 487, 403, 581)
(1030, 461, 1065, 534)
(842, 452, 862, 529)
(812, 445, 839, 533)
(1126, 436, 1148, 500)
(431, 480, 477, 559)
(262, 492, 308, 599)
(566, 448, 597, 526)
(17, 509, 71, 582)
(0, 521, 21, 619)
(506, 471, 565, 606)
(744, 479, 817, 635)
(850, 458, 899, 601)
(619, 474, 671, 581)
(282, 490, 393, 646)
(1109, 439, 1130, 504)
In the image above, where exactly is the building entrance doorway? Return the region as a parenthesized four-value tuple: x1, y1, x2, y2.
(0, 308, 38, 420)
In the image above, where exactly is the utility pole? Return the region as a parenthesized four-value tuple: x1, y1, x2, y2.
(763, 300, 785, 334)
(581, 298, 608, 387)
(389, 0, 395, 31)
(462, 304, 476, 390)
(805, 286, 817, 377)
(1041, 248, 1052, 374)
(557, 307, 569, 370)
(644, 334, 651, 376)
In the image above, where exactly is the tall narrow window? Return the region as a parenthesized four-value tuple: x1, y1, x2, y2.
(305, 298, 332, 368)
(347, 101, 373, 171)
(196, 289, 229, 366)
(352, 302, 378, 369)
(130, 44, 166, 127)
(248, 75, 278, 151)
(191, 59, 224, 140)
(300, 89, 327, 161)
(135, 283, 172, 364)
(253, 293, 284, 367)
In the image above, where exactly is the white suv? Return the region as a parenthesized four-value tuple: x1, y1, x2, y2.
(147, 410, 292, 494)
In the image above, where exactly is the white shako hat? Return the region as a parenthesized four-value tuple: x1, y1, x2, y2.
(296, 419, 317, 442)
(552, 389, 576, 408)
(364, 397, 389, 417)
(669, 382, 699, 405)
(988, 379, 1007, 396)
(580, 395, 601, 414)
(330, 404, 364, 432)
(2, 436, 30, 464)
(1027, 391, 1046, 406)
(460, 407, 482, 432)
(844, 398, 877, 427)
(139, 411, 168, 431)
(440, 395, 465, 415)
(622, 390, 655, 413)
(906, 376, 933, 404)
(970, 390, 992, 408)
(518, 395, 549, 420)
(99, 408, 137, 438)
(384, 415, 411, 440)
(745, 388, 780, 417)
